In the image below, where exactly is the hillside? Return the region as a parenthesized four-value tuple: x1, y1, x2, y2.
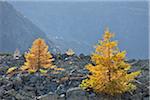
(10, 1, 149, 58)
(0, 1, 59, 53)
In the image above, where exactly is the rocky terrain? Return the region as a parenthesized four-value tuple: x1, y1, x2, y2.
(0, 54, 149, 100)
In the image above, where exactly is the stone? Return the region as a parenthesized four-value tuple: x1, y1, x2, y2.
(56, 84, 66, 95)
(15, 93, 25, 100)
(66, 87, 88, 100)
(13, 48, 21, 60)
(37, 92, 58, 100)
(0, 87, 5, 97)
(59, 94, 65, 98)
(5, 83, 14, 90)
(24, 86, 35, 91)
(0, 65, 9, 75)
(79, 53, 85, 59)
(5, 89, 17, 96)
(130, 93, 143, 100)
(61, 54, 69, 60)
(143, 97, 149, 100)
(89, 92, 96, 97)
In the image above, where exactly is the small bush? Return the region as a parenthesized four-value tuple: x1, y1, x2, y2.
(6, 67, 17, 74)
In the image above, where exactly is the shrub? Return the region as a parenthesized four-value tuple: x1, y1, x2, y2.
(65, 49, 75, 56)
(6, 67, 17, 74)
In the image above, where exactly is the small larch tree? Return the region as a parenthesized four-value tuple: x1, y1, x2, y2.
(80, 28, 140, 95)
(21, 38, 55, 72)
(65, 48, 75, 56)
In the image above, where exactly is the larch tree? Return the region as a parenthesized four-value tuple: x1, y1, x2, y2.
(80, 28, 140, 95)
(21, 38, 55, 72)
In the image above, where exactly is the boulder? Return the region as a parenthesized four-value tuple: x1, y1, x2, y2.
(37, 92, 59, 100)
(66, 87, 88, 100)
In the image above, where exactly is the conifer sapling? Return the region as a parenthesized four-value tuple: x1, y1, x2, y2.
(21, 38, 55, 72)
(80, 28, 140, 95)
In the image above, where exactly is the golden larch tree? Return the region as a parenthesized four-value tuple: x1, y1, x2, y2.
(21, 38, 55, 72)
(80, 28, 140, 95)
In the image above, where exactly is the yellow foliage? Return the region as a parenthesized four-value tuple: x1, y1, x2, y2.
(39, 69, 48, 74)
(20, 65, 29, 71)
(28, 69, 36, 74)
(6, 67, 17, 74)
(50, 65, 57, 69)
(66, 49, 75, 56)
(20, 38, 55, 73)
(54, 67, 65, 71)
(80, 28, 140, 95)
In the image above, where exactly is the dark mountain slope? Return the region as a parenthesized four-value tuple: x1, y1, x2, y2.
(0, 1, 59, 53)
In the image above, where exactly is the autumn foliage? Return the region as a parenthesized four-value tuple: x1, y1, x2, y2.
(21, 38, 55, 72)
(65, 48, 75, 56)
(80, 28, 140, 95)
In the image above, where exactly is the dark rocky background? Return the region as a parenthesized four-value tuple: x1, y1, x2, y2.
(0, 54, 149, 100)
